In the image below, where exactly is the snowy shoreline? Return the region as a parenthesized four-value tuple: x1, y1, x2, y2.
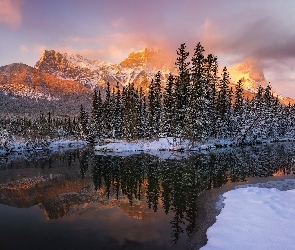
(94, 136, 295, 153)
(0, 138, 87, 154)
(200, 179, 295, 250)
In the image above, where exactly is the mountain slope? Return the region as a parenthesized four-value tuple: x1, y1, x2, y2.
(0, 49, 294, 116)
(35, 49, 173, 92)
(228, 58, 295, 105)
(0, 63, 91, 99)
(0, 63, 92, 116)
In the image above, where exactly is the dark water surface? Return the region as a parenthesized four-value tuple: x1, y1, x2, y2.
(0, 143, 295, 250)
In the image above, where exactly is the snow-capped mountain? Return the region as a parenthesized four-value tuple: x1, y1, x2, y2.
(0, 48, 294, 116)
(0, 63, 92, 116)
(228, 58, 267, 92)
(0, 63, 91, 100)
(228, 58, 294, 105)
(35, 48, 174, 92)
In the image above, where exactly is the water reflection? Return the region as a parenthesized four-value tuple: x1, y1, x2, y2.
(0, 143, 294, 248)
(80, 143, 295, 244)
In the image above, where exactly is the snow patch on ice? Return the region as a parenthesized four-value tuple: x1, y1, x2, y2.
(202, 180, 295, 250)
(95, 137, 235, 154)
(0, 137, 87, 154)
(48, 140, 87, 151)
(95, 137, 195, 152)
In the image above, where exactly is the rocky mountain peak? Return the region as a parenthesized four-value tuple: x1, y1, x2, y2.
(228, 58, 267, 92)
(120, 48, 174, 71)
(35, 50, 70, 75)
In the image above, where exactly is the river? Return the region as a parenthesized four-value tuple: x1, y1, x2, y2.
(0, 142, 294, 249)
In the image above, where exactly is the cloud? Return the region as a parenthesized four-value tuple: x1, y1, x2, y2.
(33, 43, 107, 62)
(0, 0, 22, 28)
(64, 32, 170, 62)
(20, 44, 28, 52)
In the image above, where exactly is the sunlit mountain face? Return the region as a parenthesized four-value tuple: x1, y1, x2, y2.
(228, 58, 267, 92)
(34, 48, 174, 92)
(0, 48, 294, 117)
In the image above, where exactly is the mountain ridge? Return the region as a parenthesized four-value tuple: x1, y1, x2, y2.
(0, 48, 294, 116)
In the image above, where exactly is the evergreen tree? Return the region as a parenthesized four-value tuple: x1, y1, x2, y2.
(103, 82, 112, 138)
(114, 83, 122, 138)
(205, 54, 219, 138)
(136, 87, 145, 138)
(232, 80, 245, 141)
(91, 89, 103, 139)
(174, 43, 190, 137)
(162, 73, 175, 136)
(121, 83, 139, 139)
(148, 72, 162, 138)
(216, 67, 232, 138)
(186, 42, 206, 141)
(78, 104, 89, 138)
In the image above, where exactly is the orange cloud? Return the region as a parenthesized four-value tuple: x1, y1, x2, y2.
(0, 0, 22, 28)
(64, 33, 163, 62)
(199, 19, 225, 54)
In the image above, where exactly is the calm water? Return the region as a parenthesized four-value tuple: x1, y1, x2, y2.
(0, 143, 295, 250)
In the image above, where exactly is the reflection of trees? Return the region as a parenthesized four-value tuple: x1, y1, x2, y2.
(80, 143, 295, 245)
(146, 160, 160, 212)
(79, 150, 89, 179)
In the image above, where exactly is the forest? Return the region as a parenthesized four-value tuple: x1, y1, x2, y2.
(1, 43, 295, 147)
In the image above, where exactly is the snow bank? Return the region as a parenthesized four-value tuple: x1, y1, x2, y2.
(48, 140, 87, 151)
(94, 137, 238, 153)
(201, 187, 295, 250)
(95, 137, 197, 152)
(0, 138, 87, 154)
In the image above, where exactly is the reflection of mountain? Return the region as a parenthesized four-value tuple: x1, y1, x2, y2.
(0, 144, 295, 245)
(0, 173, 154, 221)
(0, 175, 91, 208)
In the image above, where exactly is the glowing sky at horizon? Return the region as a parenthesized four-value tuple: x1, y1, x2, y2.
(1, 0, 295, 97)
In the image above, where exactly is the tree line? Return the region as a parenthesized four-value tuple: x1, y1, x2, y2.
(80, 43, 295, 144)
(1, 42, 295, 145)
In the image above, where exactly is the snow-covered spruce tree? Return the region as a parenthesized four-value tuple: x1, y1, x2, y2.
(216, 67, 232, 139)
(78, 104, 89, 139)
(142, 95, 148, 138)
(134, 88, 142, 138)
(205, 54, 219, 138)
(102, 82, 113, 138)
(113, 83, 122, 139)
(286, 103, 295, 137)
(0, 128, 15, 152)
(262, 84, 283, 140)
(109, 87, 118, 138)
(273, 96, 287, 138)
(185, 42, 206, 141)
(278, 103, 292, 137)
(148, 72, 162, 138)
(231, 79, 245, 142)
(91, 89, 104, 140)
(246, 85, 264, 142)
(121, 83, 139, 139)
(136, 87, 145, 138)
(174, 43, 190, 137)
(161, 73, 175, 136)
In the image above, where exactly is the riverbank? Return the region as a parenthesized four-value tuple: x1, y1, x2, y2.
(189, 176, 295, 250)
(0, 138, 87, 154)
(94, 137, 295, 153)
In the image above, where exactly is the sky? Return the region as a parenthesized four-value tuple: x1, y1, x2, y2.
(1, 0, 295, 97)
